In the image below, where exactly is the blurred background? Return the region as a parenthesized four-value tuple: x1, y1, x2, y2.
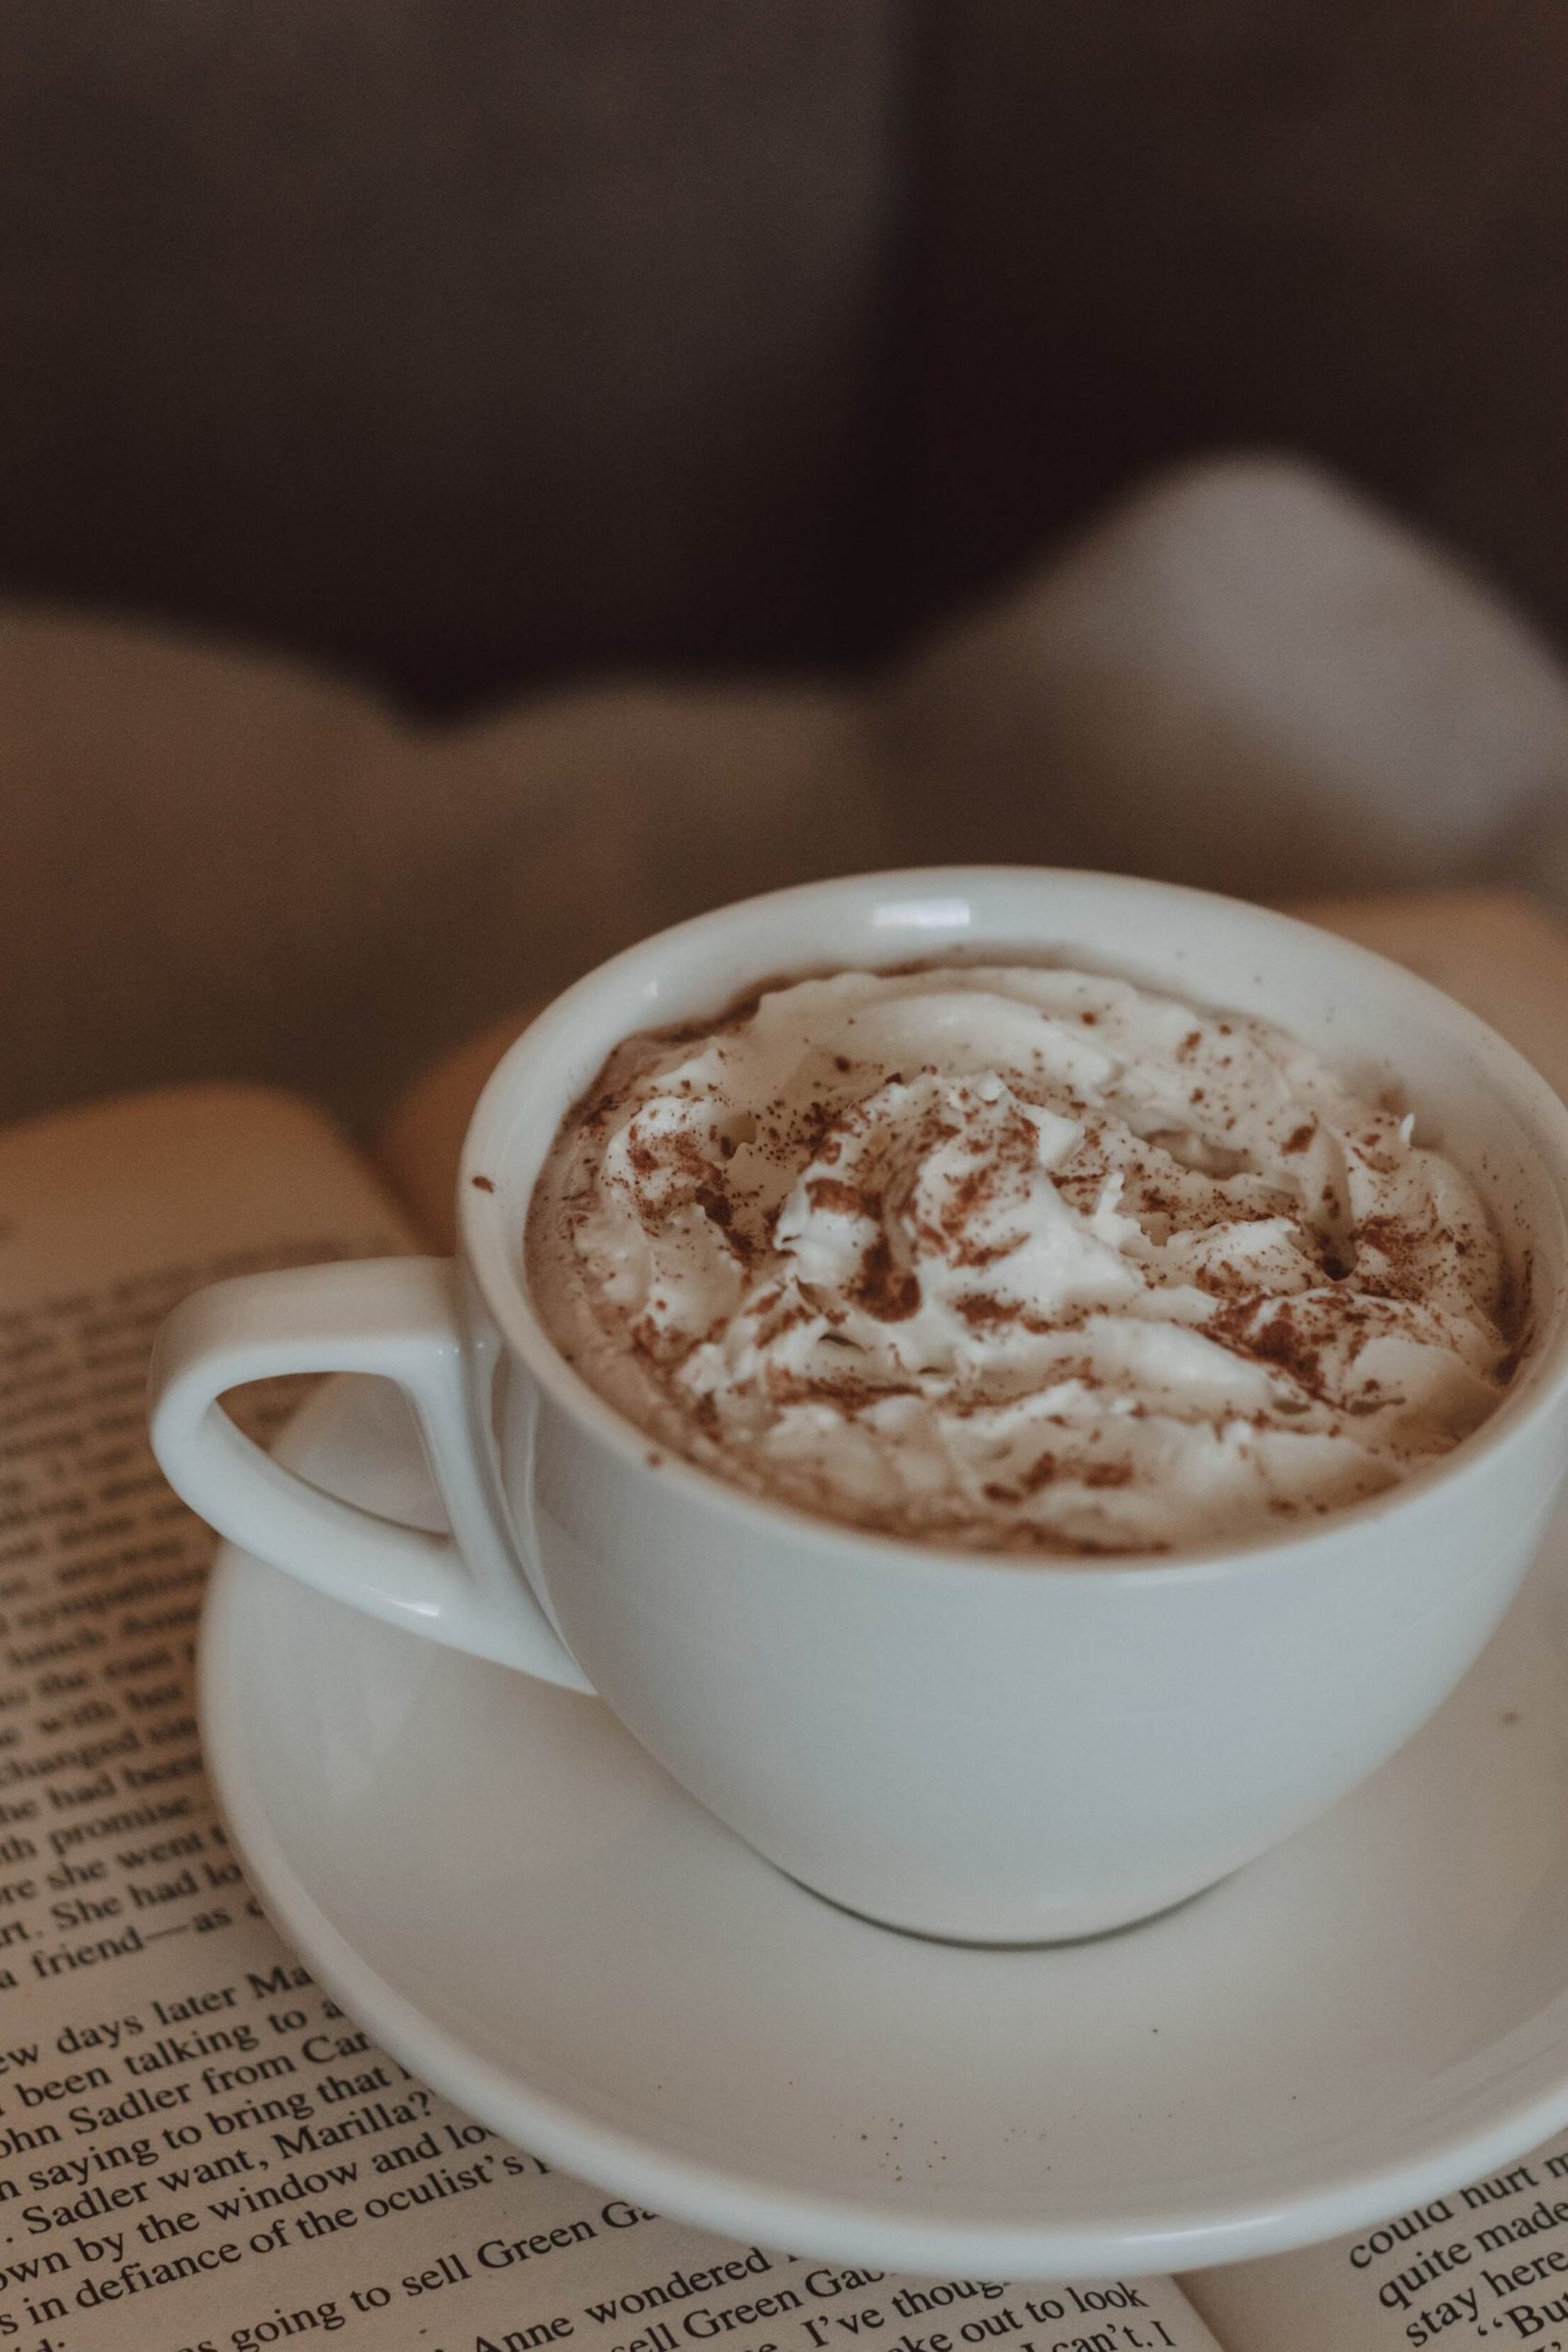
(4, 1, 1567, 1127)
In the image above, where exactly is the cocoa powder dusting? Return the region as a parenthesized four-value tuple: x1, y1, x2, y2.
(849, 1229, 921, 1321)
(532, 957, 1519, 1560)
(693, 1184, 733, 1228)
(806, 1176, 872, 1218)
(1207, 1294, 1329, 1399)
(954, 1293, 1023, 1328)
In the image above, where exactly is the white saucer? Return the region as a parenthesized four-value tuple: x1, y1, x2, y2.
(201, 1374, 1568, 2280)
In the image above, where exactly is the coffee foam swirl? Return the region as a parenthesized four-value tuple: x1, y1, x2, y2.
(527, 966, 1514, 1554)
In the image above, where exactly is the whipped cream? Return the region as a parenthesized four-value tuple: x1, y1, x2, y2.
(526, 965, 1516, 1554)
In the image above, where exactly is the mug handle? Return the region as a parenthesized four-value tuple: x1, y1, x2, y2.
(148, 1256, 593, 1691)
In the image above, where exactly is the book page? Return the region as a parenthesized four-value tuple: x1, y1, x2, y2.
(0, 1085, 1219, 2352)
(1184, 2128, 1568, 2350)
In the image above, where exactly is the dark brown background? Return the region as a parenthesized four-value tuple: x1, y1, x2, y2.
(4, 2, 1564, 708)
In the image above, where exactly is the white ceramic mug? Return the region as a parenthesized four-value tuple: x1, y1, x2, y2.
(149, 869, 1568, 1941)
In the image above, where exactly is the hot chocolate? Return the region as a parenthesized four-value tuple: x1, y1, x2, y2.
(525, 964, 1516, 1554)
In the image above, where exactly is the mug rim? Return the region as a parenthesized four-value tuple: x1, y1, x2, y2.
(461, 865, 1568, 1588)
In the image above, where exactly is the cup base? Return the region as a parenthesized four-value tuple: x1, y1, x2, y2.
(780, 1862, 1239, 1948)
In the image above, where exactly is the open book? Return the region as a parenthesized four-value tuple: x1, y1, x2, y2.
(0, 888, 1564, 2352)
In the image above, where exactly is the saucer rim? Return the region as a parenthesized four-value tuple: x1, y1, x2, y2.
(199, 1378, 1568, 2278)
